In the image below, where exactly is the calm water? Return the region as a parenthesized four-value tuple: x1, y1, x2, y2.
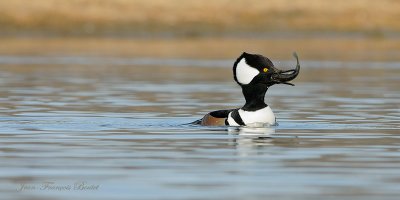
(0, 55, 399, 200)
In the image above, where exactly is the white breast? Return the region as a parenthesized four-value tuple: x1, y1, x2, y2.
(238, 106, 276, 126)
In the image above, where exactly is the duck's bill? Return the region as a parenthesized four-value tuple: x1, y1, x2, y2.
(271, 52, 300, 86)
(278, 82, 295, 86)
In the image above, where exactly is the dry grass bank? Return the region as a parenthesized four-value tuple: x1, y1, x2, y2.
(0, 0, 400, 36)
(1, 37, 399, 61)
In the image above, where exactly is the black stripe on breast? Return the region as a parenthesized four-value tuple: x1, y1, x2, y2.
(230, 109, 245, 126)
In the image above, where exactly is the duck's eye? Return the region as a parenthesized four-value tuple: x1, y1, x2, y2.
(263, 68, 268, 73)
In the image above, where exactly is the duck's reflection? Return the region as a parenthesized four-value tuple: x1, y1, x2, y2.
(227, 125, 276, 136)
(227, 126, 275, 155)
(226, 126, 300, 157)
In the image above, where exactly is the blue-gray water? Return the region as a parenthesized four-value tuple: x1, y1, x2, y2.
(0, 56, 399, 200)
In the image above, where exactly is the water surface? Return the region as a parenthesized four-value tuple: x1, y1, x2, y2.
(0, 55, 399, 200)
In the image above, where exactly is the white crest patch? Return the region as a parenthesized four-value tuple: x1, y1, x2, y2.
(236, 58, 259, 85)
(238, 106, 276, 126)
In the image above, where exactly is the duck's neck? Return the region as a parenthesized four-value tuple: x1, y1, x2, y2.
(241, 83, 268, 111)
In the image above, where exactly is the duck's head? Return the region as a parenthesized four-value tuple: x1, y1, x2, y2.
(233, 52, 300, 87)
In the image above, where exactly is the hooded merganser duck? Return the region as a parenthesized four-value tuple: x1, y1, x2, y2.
(195, 52, 300, 126)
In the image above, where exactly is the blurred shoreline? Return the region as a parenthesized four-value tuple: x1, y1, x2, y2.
(1, 37, 399, 61)
(1, 0, 399, 61)
(1, 0, 399, 38)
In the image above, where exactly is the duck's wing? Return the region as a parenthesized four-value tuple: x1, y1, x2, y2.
(200, 109, 234, 126)
(190, 109, 234, 126)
